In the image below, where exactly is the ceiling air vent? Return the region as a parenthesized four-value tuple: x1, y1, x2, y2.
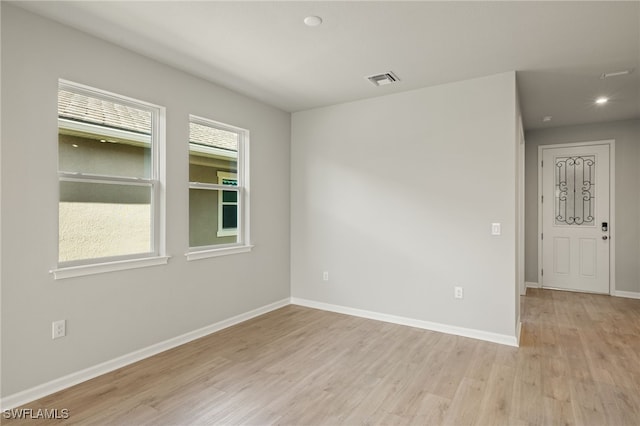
(366, 72, 400, 87)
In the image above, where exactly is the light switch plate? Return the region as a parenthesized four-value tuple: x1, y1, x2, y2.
(491, 223, 501, 235)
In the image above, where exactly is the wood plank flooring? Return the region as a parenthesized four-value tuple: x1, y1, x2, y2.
(5, 288, 640, 425)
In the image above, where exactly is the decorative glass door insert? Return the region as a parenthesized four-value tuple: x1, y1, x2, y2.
(554, 155, 595, 226)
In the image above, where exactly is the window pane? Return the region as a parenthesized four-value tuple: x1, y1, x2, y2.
(59, 181, 152, 263)
(189, 122, 238, 183)
(188, 116, 245, 251)
(58, 90, 152, 179)
(189, 122, 238, 151)
(222, 190, 237, 203)
(59, 134, 151, 179)
(189, 155, 237, 184)
(222, 205, 238, 229)
(189, 188, 238, 247)
(60, 180, 151, 204)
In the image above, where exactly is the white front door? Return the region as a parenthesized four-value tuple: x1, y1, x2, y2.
(541, 143, 610, 293)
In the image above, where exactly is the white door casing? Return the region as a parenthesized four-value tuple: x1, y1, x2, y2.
(540, 143, 611, 294)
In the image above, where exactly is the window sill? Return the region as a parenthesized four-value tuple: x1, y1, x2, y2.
(50, 256, 170, 280)
(186, 245, 254, 261)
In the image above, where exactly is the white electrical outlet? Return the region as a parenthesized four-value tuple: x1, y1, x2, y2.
(52, 320, 66, 339)
(454, 287, 464, 299)
(322, 271, 329, 281)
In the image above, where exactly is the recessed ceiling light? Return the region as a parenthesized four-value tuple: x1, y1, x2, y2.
(542, 116, 552, 122)
(304, 16, 322, 27)
(595, 97, 609, 105)
(72, 144, 79, 148)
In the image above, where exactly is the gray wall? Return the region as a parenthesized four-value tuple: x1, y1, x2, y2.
(291, 72, 519, 338)
(524, 119, 640, 293)
(1, 4, 290, 396)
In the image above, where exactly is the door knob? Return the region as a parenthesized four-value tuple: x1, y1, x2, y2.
(602, 235, 608, 240)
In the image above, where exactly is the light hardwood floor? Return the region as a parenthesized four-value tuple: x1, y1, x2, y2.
(5, 288, 640, 425)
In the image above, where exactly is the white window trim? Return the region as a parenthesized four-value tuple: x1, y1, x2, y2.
(217, 171, 238, 237)
(51, 256, 170, 280)
(186, 245, 254, 261)
(55, 80, 168, 277)
(187, 115, 251, 261)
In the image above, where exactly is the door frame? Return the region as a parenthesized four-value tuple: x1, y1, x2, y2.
(537, 139, 616, 294)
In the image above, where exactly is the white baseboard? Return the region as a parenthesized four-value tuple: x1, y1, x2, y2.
(613, 290, 640, 299)
(0, 298, 290, 411)
(2, 295, 527, 410)
(525, 281, 540, 289)
(291, 297, 519, 348)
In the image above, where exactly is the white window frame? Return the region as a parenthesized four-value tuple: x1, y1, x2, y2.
(51, 80, 168, 279)
(187, 115, 252, 261)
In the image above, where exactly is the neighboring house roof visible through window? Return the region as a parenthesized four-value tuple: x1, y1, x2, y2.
(189, 122, 238, 153)
(58, 89, 151, 135)
(58, 89, 238, 153)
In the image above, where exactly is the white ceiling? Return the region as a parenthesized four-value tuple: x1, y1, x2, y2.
(15, 1, 640, 130)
